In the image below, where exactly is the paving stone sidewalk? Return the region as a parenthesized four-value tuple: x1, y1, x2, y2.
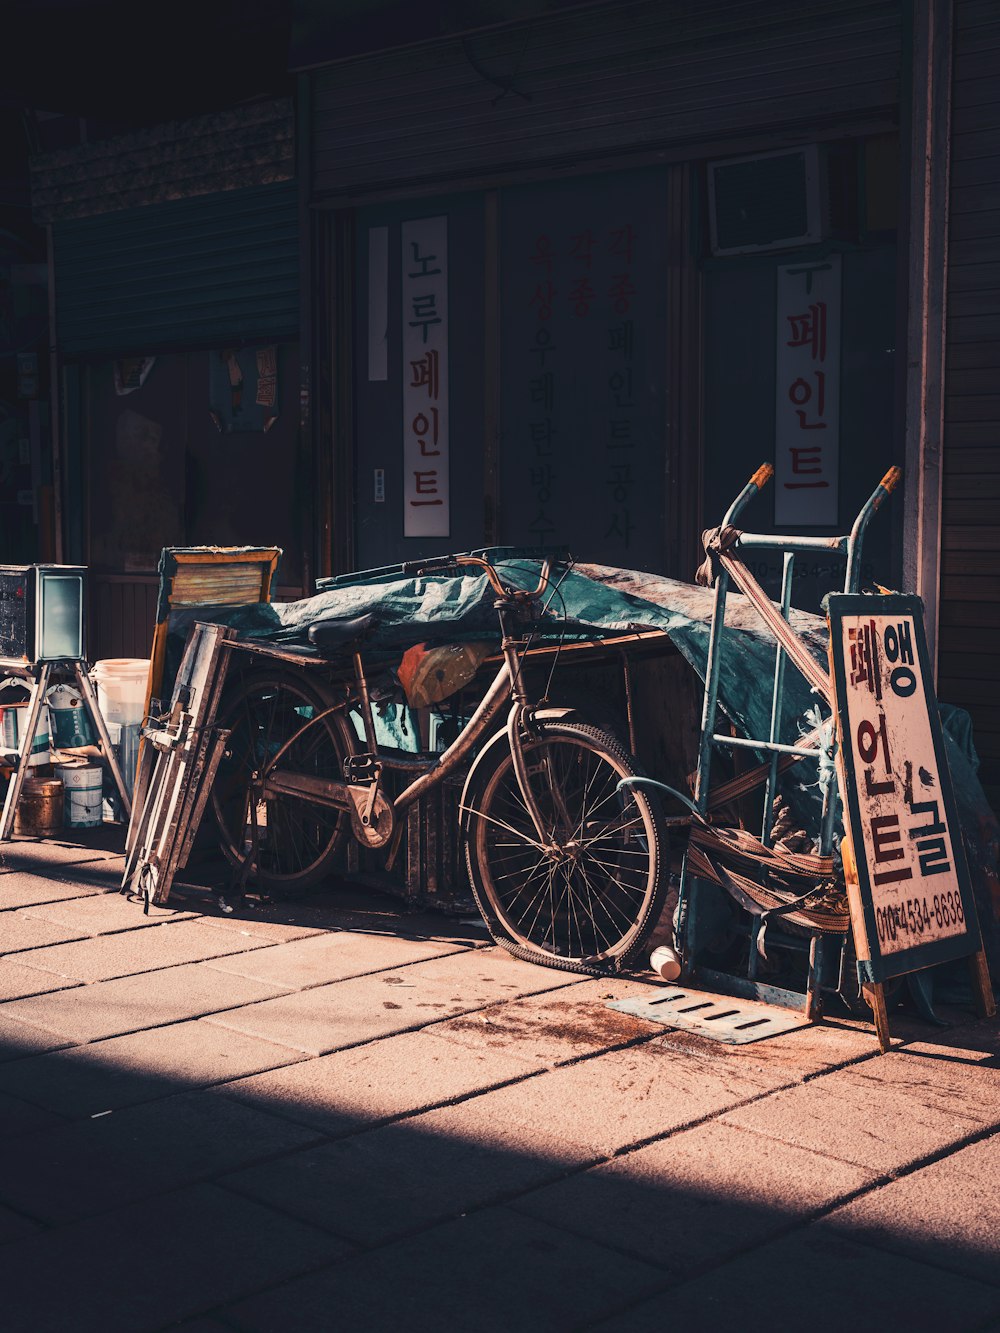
(0, 830, 997, 1332)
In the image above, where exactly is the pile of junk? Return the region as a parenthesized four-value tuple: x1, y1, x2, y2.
(125, 472, 1000, 1032)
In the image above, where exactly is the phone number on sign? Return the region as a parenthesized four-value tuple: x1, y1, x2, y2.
(875, 892, 965, 946)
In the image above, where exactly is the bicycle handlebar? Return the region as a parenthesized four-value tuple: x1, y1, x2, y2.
(399, 553, 554, 601)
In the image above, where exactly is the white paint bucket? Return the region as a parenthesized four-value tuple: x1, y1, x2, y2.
(91, 660, 149, 727)
(56, 762, 104, 829)
(91, 659, 149, 800)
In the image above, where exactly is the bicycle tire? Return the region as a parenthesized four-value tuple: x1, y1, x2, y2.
(463, 720, 667, 974)
(211, 668, 354, 892)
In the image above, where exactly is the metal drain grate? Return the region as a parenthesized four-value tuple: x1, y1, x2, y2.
(608, 987, 809, 1044)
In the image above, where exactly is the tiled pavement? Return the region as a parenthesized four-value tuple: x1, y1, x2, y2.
(0, 831, 997, 1332)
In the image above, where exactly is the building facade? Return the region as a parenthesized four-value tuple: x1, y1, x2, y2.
(31, 0, 1000, 810)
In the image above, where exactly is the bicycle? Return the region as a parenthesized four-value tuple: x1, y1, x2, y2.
(210, 552, 668, 975)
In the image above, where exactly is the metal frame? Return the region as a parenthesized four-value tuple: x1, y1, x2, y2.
(123, 623, 236, 907)
(655, 464, 902, 1019)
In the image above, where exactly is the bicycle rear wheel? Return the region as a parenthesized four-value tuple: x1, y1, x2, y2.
(463, 720, 666, 974)
(211, 668, 354, 892)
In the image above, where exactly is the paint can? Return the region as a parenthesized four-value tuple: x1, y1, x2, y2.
(92, 659, 148, 798)
(55, 761, 103, 829)
(47, 684, 96, 748)
(0, 703, 51, 767)
(13, 776, 64, 837)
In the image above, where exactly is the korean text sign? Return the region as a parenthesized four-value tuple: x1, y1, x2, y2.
(829, 593, 981, 984)
(775, 256, 841, 526)
(402, 217, 449, 538)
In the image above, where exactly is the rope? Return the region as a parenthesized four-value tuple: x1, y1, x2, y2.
(686, 821, 849, 934)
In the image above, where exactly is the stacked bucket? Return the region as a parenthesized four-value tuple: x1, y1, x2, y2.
(40, 659, 148, 830)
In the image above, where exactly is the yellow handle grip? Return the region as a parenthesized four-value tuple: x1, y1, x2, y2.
(879, 466, 902, 495)
(750, 462, 774, 491)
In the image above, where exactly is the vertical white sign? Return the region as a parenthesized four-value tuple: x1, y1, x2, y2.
(367, 226, 388, 382)
(774, 255, 840, 525)
(401, 216, 449, 538)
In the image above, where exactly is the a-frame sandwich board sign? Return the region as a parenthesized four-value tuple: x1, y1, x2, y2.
(828, 593, 995, 1051)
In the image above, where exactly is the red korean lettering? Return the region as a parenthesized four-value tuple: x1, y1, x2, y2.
(409, 351, 439, 400)
(785, 302, 827, 361)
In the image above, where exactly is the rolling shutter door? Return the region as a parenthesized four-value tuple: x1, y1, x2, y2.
(52, 182, 298, 357)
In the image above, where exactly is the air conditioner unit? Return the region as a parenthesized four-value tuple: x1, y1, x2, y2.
(708, 145, 824, 256)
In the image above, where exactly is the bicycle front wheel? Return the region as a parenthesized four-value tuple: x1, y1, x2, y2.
(211, 668, 354, 892)
(463, 721, 666, 974)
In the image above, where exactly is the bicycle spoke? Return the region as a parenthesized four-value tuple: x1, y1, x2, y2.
(467, 723, 664, 967)
(212, 672, 348, 890)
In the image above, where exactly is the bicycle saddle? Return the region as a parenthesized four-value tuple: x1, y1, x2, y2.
(308, 612, 378, 653)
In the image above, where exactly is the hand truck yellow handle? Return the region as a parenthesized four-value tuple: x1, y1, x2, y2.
(879, 466, 902, 495)
(749, 462, 774, 492)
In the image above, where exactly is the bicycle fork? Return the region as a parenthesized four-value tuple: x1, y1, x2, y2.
(498, 617, 571, 855)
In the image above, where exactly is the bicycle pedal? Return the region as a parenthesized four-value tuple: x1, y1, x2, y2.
(344, 753, 380, 784)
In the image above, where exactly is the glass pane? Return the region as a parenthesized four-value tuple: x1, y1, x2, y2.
(38, 574, 84, 660)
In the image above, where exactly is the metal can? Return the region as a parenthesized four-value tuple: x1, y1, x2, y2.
(13, 776, 64, 837)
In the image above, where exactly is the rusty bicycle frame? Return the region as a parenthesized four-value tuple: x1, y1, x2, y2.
(230, 552, 592, 881)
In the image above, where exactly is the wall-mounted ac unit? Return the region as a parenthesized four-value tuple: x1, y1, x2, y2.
(708, 145, 824, 256)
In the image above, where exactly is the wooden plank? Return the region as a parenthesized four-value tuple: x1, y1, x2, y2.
(938, 652, 1000, 681)
(951, 183, 1000, 217)
(955, 21, 1000, 56)
(942, 444, 1000, 471)
(945, 366, 1000, 396)
(943, 498, 1000, 525)
(947, 261, 1000, 291)
(941, 574, 1000, 602)
(948, 237, 1000, 267)
(939, 598, 1000, 628)
(942, 420, 1000, 445)
(948, 209, 1000, 242)
(935, 675, 1000, 706)
(942, 702, 1000, 732)
(941, 548, 1000, 575)
(952, 71, 1000, 110)
(951, 156, 1000, 190)
(955, 0, 1000, 34)
(944, 391, 1000, 419)
(949, 314, 1000, 346)
(955, 48, 1000, 81)
(942, 524, 1000, 552)
(952, 126, 1000, 163)
(947, 288, 1000, 318)
(953, 101, 1000, 137)
(937, 624, 1000, 655)
(946, 339, 1000, 371)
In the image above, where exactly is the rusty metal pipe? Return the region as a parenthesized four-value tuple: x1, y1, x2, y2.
(393, 661, 511, 816)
